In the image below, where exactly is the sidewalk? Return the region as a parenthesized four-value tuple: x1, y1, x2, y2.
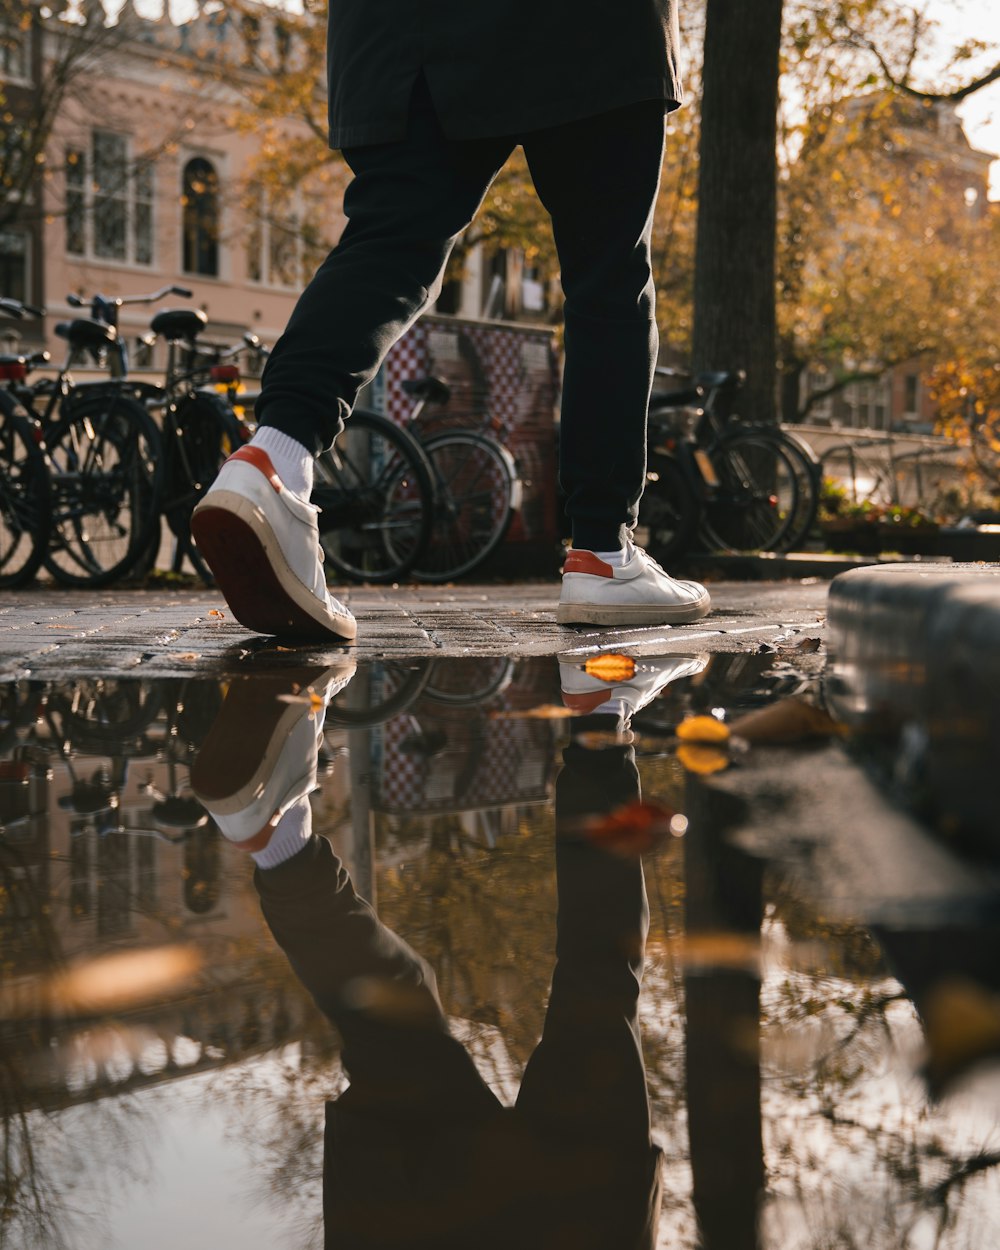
(0, 579, 830, 678)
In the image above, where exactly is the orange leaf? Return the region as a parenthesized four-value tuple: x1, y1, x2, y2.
(583, 653, 637, 682)
(677, 743, 730, 774)
(676, 715, 730, 743)
(585, 799, 677, 856)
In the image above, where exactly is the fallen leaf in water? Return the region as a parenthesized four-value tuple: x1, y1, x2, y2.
(491, 704, 576, 720)
(584, 799, 677, 856)
(0, 946, 201, 1017)
(728, 697, 842, 744)
(676, 715, 730, 743)
(574, 729, 636, 749)
(677, 743, 730, 774)
(674, 931, 761, 972)
(583, 653, 637, 682)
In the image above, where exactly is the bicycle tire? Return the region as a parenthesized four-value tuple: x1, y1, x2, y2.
(162, 392, 249, 585)
(764, 426, 821, 551)
(45, 677, 163, 755)
(701, 429, 800, 554)
(0, 402, 51, 589)
(421, 656, 515, 706)
(636, 449, 701, 566)
(313, 409, 434, 584)
(412, 430, 517, 583)
(324, 658, 431, 727)
(44, 393, 163, 587)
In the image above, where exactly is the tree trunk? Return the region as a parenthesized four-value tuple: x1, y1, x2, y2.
(780, 360, 805, 424)
(692, 0, 784, 426)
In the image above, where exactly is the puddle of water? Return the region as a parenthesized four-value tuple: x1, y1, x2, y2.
(0, 656, 998, 1249)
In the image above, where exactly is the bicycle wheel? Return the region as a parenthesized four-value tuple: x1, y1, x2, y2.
(313, 409, 434, 584)
(45, 393, 163, 587)
(163, 392, 249, 584)
(636, 449, 701, 566)
(412, 430, 517, 582)
(325, 658, 431, 727)
(701, 429, 799, 554)
(767, 427, 821, 551)
(0, 403, 51, 589)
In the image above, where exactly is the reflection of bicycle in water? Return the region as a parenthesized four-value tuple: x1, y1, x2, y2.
(0, 677, 222, 844)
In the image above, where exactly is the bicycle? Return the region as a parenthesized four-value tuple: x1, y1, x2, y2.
(121, 307, 258, 583)
(312, 375, 520, 585)
(638, 368, 820, 562)
(0, 327, 52, 587)
(310, 404, 436, 585)
(0, 295, 166, 587)
(397, 375, 522, 583)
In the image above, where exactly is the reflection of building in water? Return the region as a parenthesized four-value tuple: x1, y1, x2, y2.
(0, 720, 325, 1117)
(0, 661, 564, 1116)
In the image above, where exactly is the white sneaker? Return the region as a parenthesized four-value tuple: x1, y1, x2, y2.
(556, 545, 711, 627)
(191, 446, 357, 642)
(559, 653, 708, 718)
(190, 663, 354, 849)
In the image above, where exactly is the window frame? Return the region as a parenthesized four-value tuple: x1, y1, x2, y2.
(64, 129, 156, 269)
(181, 154, 222, 279)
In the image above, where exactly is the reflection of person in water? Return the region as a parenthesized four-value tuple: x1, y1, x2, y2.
(192, 669, 662, 1249)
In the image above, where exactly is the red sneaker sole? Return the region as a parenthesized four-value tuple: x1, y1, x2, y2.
(191, 506, 354, 642)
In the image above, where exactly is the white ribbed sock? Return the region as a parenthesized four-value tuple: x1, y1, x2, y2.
(249, 426, 314, 498)
(251, 795, 313, 869)
(593, 540, 634, 568)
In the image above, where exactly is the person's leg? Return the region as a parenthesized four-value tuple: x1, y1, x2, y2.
(258, 76, 513, 455)
(515, 724, 663, 1245)
(523, 103, 711, 627)
(523, 101, 665, 554)
(191, 78, 513, 642)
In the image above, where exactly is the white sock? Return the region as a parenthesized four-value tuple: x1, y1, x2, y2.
(250, 426, 314, 498)
(251, 795, 313, 869)
(593, 540, 634, 568)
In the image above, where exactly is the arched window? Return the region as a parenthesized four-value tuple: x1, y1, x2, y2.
(182, 156, 219, 277)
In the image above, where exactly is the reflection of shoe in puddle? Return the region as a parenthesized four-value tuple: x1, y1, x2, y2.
(190, 661, 355, 850)
(559, 653, 707, 719)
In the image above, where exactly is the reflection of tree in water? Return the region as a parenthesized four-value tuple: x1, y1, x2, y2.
(760, 870, 1000, 1250)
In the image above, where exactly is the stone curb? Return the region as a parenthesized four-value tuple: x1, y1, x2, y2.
(827, 562, 1000, 850)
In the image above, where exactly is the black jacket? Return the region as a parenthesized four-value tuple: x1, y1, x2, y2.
(327, 0, 682, 148)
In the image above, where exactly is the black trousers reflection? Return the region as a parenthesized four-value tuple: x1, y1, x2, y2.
(255, 724, 660, 1250)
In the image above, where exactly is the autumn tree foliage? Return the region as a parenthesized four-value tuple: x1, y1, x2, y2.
(218, 0, 999, 429)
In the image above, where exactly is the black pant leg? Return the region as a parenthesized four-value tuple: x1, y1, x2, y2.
(523, 102, 666, 552)
(257, 78, 513, 453)
(255, 833, 500, 1119)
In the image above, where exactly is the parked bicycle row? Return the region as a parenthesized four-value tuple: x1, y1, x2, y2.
(0, 285, 830, 591)
(0, 288, 525, 589)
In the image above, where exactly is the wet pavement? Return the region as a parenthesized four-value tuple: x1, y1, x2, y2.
(1, 612, 999, 1248)
(0, 580, 828, 676)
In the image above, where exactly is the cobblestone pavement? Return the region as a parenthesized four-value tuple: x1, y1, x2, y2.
(0, 579, 830, 677)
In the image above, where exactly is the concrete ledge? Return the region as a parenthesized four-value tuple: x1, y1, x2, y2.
(827, 562, 1000, 851)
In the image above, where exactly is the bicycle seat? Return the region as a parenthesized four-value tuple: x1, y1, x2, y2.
(55, 319, 117, 350)
(694, 369, 745, 390)
(150, 308, 208, 342)
(401, 375, 451, 404)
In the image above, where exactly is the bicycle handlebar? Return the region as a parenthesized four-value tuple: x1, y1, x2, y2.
(0, 297, 45, 319)
(67, 285, 193, 312)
